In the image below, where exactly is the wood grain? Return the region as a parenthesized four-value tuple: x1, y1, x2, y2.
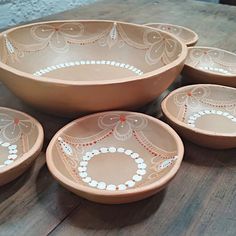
(1, 0, 236, 235)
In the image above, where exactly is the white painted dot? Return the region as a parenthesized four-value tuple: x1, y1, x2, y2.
(9, 149, 17, 154)
(92, 150, 100, 155)
(109, 147, 116, 153)
(137, 169, 146, 175)
(106, 184, 116, 191)
(97, 182, 106, 190)
(125, 180, 135, 187)
(133, 174, 142, 182)
(89, 180, 98, 187)
(227, 115, 234, 119)
(135, 158, 144, 164)
(131, 153, 139, 159)
(199, 111, 205, 115)
(8, 154, 17, 160)
(118, 184, 127, 190)
(125, 149, 133, 155)
(205, 110, 211, 114)
(223, 112, 229, 116)
(138, 163, 147, 169)
(78, 166, 87, 172)
(232, 118, 236, 122)
(83, 155, 91, 161)
(217, 111, 223, 115)
(80, 161, 88, 167)
(100, 147, 108, 153)
(8, 145, 17, 150)
(117, 147, 125, 153)
(82, 177, 91, 183)
(79, 172, 88, 178)
(4, 159, 13, 165)
(2, 142, 10, 147)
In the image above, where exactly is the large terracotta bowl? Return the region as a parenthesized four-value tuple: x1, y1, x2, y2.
(46, 111, 184, 204)
(0, 107, 44, 185)
(161, 84, 236, 149)
(182, 46, 236, 87)
(0, 20, 187, 117)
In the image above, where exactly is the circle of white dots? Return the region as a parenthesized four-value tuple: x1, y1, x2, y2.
(33, 60, 144, 77)
(187, 109, 236, 128)
(0, 141, 18, 168)
(78, 147, 147, 191)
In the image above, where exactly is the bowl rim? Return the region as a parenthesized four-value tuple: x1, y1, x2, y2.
(161, 83, 236, 137)
(46, 111, 184, 197)
(0, 19, 187, 86)
(0, 107, 44, 174)
(185, 46, 236, 77)
(144, 22, 199, 46)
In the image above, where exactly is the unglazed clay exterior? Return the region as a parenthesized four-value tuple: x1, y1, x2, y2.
(145, 23, 198, 46)
(0, 20, 187, 117)
(182, 47, 236, 87)
(46, 111, 184, 204)
(161, 84, 236, 149)
(0, 107, 43, 185)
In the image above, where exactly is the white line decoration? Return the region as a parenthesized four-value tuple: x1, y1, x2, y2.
(77, 147, 147, 191)
(33, 60, 144, 77)
(0, 142, 18, 168)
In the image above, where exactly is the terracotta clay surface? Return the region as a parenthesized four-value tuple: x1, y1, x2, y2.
(0, 107, 43, 185)
(46, 111, 184, 204)
(161, 84, 236, 149)
(145, 23, 198, 46)
(0, 20, 187, 117)
(182, 46, 236, 87)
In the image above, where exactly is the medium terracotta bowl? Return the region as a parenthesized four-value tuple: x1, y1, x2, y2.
(161, 84, 236, 149)
(145, 23, 198, 46)
(0, 20, 187, 117)
(0, 107, 43, 185)
(182, 46, 236, 87)
(46, 111, 184, 204)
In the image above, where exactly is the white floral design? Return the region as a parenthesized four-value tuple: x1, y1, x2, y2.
(98, 113, 148, 141)
(31, 23, 84, 53)
(143, 29, 179, 65)
(0, 113, 33, 143)
(174, 86, 210, 108)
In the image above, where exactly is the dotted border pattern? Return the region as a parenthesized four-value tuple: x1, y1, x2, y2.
(0, 142, 18, 168)
(187, 109, 236, 128)
(198, 66, 233, 75)
(78, 147, 147, 191)
(33, 60, 144, 77)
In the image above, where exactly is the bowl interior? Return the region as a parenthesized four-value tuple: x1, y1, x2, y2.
(0, 21, 183, 82)
(145, 23, 197, 46)
(164, 85, 236, 134)
(0, 108, 39, 169)
(186, 47, 236, 75)
(48, 111, 182, 192)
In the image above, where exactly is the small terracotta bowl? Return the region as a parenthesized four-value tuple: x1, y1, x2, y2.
(46, 111, 184, 204)
(161, 84, 236, 149)
(145, 23, 198, 46)
(0, 107, 44, 185)
(0, 20, 187, 117)
(182, 46, 236, 87)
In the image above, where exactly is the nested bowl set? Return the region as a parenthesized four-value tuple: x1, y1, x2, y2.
(0, 20, 235, 204)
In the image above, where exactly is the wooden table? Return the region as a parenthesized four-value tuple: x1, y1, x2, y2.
(1, 0, 236, 235)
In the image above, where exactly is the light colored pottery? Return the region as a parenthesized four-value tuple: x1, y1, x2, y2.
(161, 84, 236, 149)
(0, 107, 44, 185)
(182, 46, 236, 87)
(145, 23, 198, 46)
(46, 111, 184, 204)
(0, 20, 187, 117)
